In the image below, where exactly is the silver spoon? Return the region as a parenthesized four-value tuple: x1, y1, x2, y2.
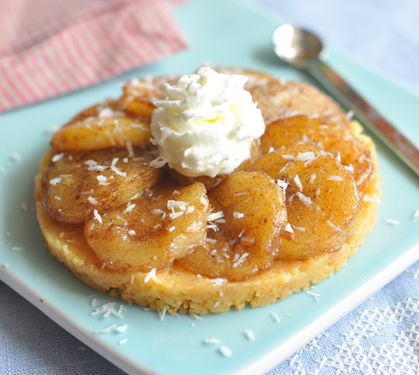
(272, 24, 419, 177)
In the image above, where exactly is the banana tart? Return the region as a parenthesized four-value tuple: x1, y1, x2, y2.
(35, 67, 381, 315)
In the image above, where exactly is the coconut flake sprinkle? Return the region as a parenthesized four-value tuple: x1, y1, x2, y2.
(93, 210, 102, 223)
(219, 346, 232, 357)
(244, 330, 255, 340)
(233, 253, 249, 268)
(111, 158, 127, 177)
(50, 177, 62, 185)
(294, 175, 303, 191)
(327, 220, 341, 231)
(296, 192, 312, 207)
(204, 338, 221, 344)
(52, 153, 64, 162)
(144, 268, 156, 283)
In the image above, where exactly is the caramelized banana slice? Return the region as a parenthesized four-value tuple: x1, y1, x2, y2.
(121, 75, 180, 118)
(41, 148, 163, 224)
(176, 171, 287, 281)
(260, 115, 373, 193)
(51, 111, 152, 151)
(216, 68, 349, 127)
(248, 145, 362, 260)
(84, 179, 210, 272)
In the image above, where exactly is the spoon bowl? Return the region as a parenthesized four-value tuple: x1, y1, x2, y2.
(272, 24, 324, 68)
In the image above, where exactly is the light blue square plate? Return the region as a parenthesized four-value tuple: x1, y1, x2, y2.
(1, 0, 419, 374)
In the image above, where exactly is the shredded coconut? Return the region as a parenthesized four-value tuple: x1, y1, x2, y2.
(285, 223, 294, 233)
(385, 219, 399, 225)
(204, 338, 221, 344)
(327, 220, 341, 231)
(219, 346, 232, 357)
(152, 209, 166, 219)
(208, 211, 224, 221)
(185, 206, 195, 214)
(52, 153, 64, 162)
(346, 109, 354, 119)
(211, 278, 227, 286)
(128, 230, 136, 235)
(116, 324, 128, 333)
(328, 175, 344, 181)
(233, 212, 244, 219)
(125, 139, 134, 158)
(111, 158, 127, 177)
(276, 179, 288, 191)
(119, 339, 128, 345)
(307, 291, 320, 300)
(271, 312, 280, 322)
(294, 175, 303, 191)
(93, 210, 102, 223)
(296, 192, 312, 206)
(159, 307, 167, 321)
(233, 253, 249, 268)
(91, 302, 123, 318)
(98, 107, 124, 118)
(97, 175, 109, 185)
(344, 164, 355, 173)
(310, 173, 316, 183)
(123, 202, 136, 214)
(295, 151, 315, 161)
(244, 330, 255, 340)
(50, 177, 62, 185)
(144, 268, 156, 283)
(87, 196, 100, 205)
(94, 324, 117, 334)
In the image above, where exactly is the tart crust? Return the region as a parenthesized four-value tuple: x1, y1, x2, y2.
(35, 121, 380, 315)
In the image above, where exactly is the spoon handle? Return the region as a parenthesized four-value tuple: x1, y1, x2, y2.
(308, 60, 419, 177)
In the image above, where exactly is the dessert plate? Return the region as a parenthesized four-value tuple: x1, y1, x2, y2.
(1, 0, 419, 374)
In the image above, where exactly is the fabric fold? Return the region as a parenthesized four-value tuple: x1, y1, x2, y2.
(0, 0, 189, 112)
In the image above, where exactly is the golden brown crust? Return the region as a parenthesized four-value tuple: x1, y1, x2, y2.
(36, 119, 381, 315)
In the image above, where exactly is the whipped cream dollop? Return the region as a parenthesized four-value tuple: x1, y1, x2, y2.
(150, 67, 266, 177)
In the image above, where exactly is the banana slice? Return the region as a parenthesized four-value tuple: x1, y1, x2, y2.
(84, 178, 210, 272)
(121, 75, 180, 118)
(177, 171, 287, 281)
(215, 68, 350, 127)
(260, 115, 373, 193)
(248, 144, 362, 260)
(52, 110, 151, 151)
(41, 148, 163, 223)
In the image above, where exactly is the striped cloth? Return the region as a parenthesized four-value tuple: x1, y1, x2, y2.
(0, 0, 188, 112)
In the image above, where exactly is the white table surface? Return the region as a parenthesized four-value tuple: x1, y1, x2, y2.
(1, 0, 419, 374)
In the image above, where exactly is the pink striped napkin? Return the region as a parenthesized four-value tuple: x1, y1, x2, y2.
(0, 0, 189, 112)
